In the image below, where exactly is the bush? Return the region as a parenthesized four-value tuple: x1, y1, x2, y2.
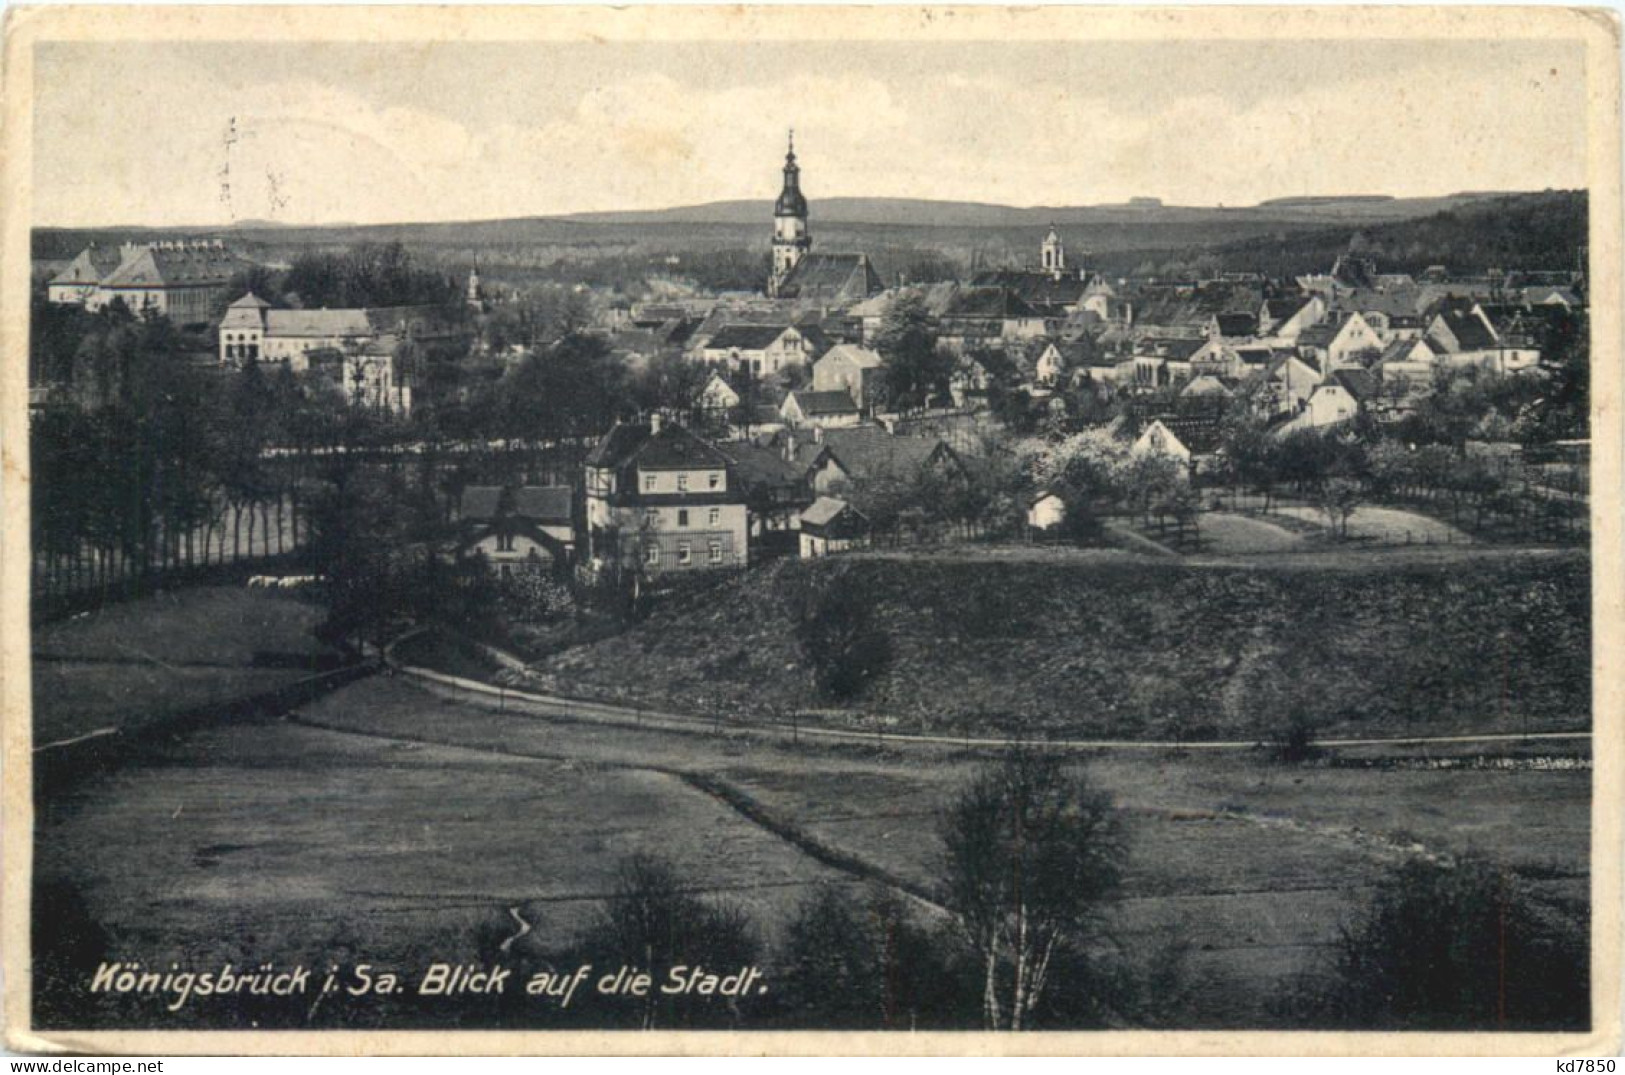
(1289, 856, 1588, 1030)
(787, 568, 893, 700)
(776, 883, 970, 1029)
(1268, 710, 1322, 763)
(571, 853, 762, 1030)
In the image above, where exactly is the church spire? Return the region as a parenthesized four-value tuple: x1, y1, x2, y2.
(775, 128, 807, 219)
(769, 128, 812, 297)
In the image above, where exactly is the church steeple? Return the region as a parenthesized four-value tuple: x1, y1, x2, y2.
(769, 129, 812, 297)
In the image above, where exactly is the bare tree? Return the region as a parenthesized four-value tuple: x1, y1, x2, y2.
(939, 749, 1127, 1030)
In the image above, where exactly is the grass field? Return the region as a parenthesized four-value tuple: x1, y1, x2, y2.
(32, 586, 338, 744)
(33, 674, 1590, 1030)
(533, 550, 1591, 743)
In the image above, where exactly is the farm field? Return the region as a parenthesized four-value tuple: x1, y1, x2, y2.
(33, 674, 1590, 1030)
(32, 586, 337, 745)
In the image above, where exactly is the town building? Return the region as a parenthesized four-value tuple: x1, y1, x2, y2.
(583, 417, 750, 573)
(458, 485, 575, 577)
(50, 240, 245, 327)
(764, 132, 884, 305)
(799, 497, 870, 557)
(810, 343, 886, 410)
(697, 323, 826, 376)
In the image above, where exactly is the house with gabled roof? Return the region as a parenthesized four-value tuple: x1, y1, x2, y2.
(720, 439, 816, 554)
(1131, 416, 1224, 470)
(458, 485, 576, 577)
(775, 252, 885, 306)
(1426, 308, 1502, 364)
(780, 389, 862, 429)
(789, 427, 966, 509)
(1206, 311, 1259, 340)
(1257, 295, 1326, 341)
(1295, 311, 1384, 371)
(1374, 336, 1441, 387)
(939, 286, 1047, 350)
(799, 497, 870, 558)
(811, 343, 885, 410)
(78, 240, 246, 326)
(1279, 368, 1376, 433)
(47, 245, 124, 306)
(697, 322, 826, 376)
(1251, 351, 1326, 416)
(583, 417, 750, 573)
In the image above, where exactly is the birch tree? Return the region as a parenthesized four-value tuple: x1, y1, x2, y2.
(939, 750, 1126, 1030)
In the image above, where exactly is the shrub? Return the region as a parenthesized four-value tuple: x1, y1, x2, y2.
(572, 853, 762, 1030)
(1294, 856, 1588, 1030)
(787, 569, 893, 700)
(776, 883, 967, 1029)
(1268, 710, 1322, 763)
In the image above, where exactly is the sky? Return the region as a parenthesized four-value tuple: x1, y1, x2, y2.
(33, 37, 1588, 228)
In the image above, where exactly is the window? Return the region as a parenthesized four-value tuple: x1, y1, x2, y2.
(643, 510, 659, 530)
(677, 509, 689, 528)
(499, 564, 512, 580)
(677, 474, 689, 492)
(708, 508, 720, 526)
(644, 473, 657, 492)
(708, 472, 721, 490)
(645, 545, 660, 566)
(678, 542, 691, 565)
(497, 533, 515, 552)
(708, 542, 723, 564)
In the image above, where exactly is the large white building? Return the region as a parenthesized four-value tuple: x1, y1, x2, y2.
(48, 240, 243, 327)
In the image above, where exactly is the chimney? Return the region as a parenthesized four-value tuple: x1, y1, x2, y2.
(782, 431, 796, 462)
(649, 413, 662, 434)
(812, 425, 824, 444)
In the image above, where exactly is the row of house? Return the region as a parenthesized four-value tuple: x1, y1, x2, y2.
(47, 240, 247, 327)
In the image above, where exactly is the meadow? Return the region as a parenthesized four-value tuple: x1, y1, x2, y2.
(31, 586, 337, 746)
(33, 672, 1589, 1030)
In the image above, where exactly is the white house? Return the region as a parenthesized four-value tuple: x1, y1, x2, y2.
(583, 417, 750, 572)
(798, 496, 870, 558)
(697, 323, 823, 376)
(699, 371, 741, 414)
(1279, 368, 1376, 433)
(811, 344, 885, 410)
(780, 389, 862, 429)
(1027, 491, 1067, 532)
(1295, 311, 1384, 371)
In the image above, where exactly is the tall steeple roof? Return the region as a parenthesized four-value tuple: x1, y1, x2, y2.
(774, 129, 808, 218)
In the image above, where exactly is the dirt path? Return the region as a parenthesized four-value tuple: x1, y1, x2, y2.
(391, 661, 1590, 755)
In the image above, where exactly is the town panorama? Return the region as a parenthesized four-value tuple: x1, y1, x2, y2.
(27, 127, 1593, 1037)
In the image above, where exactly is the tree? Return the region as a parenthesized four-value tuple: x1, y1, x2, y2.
(786, 567, 893, 700)
(777, 884, 954, 1029)
(874, 292, 952, 412)
(1316, 475, 1364, 539)
(575, 853, 760, 1029)
(939, 749, 1127, 1030)
(1300, 856, 1588, 1030)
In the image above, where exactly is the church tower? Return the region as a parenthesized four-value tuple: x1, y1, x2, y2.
(1041, 225, 1067, 279)
(769, 130, 812, 297)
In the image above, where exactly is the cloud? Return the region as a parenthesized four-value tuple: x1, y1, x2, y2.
(31, 40, 1586, 226)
